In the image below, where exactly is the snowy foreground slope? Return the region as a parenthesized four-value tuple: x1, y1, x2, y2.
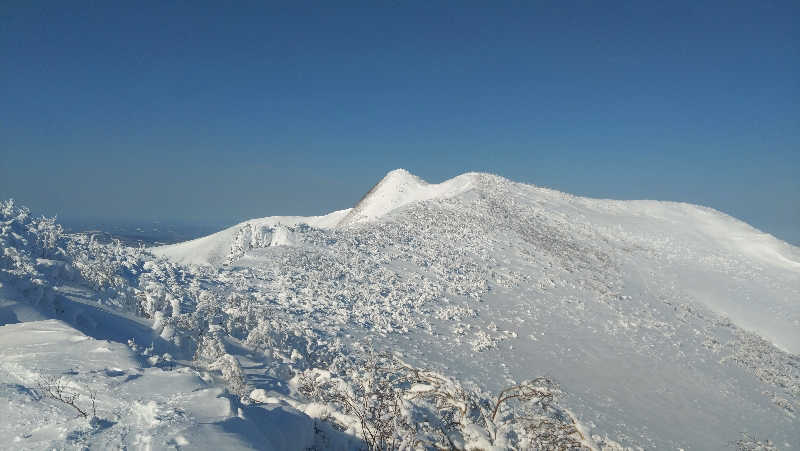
(0, 317, 341, 450)
(2, 170, 799, 450)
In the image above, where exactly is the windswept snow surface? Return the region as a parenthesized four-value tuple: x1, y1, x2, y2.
(152, 169, 799, 448)
(158, 169, 800, 355)
(0, 313, 352, 450)
(3, 170, 800, 449)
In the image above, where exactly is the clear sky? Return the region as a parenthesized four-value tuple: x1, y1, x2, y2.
(2, 1, 798, 244)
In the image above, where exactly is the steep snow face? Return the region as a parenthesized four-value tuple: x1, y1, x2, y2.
(337, 168, 479, 226)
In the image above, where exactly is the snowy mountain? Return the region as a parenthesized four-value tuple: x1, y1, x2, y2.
(152, 208, 351, 266)
(2, 170, 799, 450)
(336, 168, 478, 226)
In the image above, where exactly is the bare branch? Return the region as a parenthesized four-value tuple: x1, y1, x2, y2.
(36, 375, 94, 419)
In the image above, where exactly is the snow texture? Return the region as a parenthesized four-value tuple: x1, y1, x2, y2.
(2, 167, 799, 450)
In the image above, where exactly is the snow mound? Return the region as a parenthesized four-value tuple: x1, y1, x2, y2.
(337, 169, 479, 225)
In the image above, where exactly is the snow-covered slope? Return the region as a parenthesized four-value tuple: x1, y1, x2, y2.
(155, 169, 800, 353)
(3, 169, 799, 449)
(0, 310, 355, 450)
(151, 169, 476, 264)
(145, 169, 800, 448)
(0, 202, 359, 450)
(337, 168, 478, 225)
(151, 208, 351, 266)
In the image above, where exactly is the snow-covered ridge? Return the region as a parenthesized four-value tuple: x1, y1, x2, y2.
(151, 208, 351, 266)
(151, 169, 480, 265)
(152, 169, 800, 354)
(336, 168, 480, 226)
(155, 168, 800, 273)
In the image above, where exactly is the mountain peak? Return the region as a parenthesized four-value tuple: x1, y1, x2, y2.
(380, 168, 422, 182)
(337, 169, 478, 226)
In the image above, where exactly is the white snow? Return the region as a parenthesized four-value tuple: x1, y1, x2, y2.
(2, 170, 799, 449)
(151, 208, 350, 266)
(337, 168, 479, 225)
(0, 289, 358, 450)
(152, 170, 799, 355)
(269, 225, 295, 247)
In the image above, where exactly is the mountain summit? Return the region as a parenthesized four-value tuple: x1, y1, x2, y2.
(147, 170, 800, 447)
(337, 169, 479, 226)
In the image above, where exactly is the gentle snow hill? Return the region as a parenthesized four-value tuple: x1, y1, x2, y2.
(152, 209, 350, 266)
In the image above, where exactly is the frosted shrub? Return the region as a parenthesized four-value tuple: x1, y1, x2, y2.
(297, 353, 589, 450)
(32, 215, 64, 258)
(225, 223, 274, 265)
(0, 200, 54, 288)
(194, 330, 246, 395)
(297, 353, 409, 450)
(37, 375, 98, 420)
(65, 236, 134, 295)
(209, 354, 246, 395)
(734, 433, 777, 451)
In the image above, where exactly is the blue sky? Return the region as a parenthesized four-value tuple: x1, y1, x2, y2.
(1, 1, 798, 243)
